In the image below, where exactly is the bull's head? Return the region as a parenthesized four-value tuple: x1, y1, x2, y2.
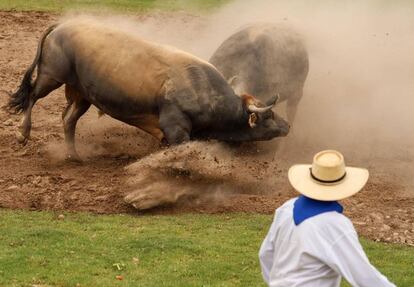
(241, 94, 290, 140)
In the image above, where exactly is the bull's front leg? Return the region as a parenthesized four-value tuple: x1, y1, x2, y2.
(286, 89, 303, 125)
(159, 104, 191, 145)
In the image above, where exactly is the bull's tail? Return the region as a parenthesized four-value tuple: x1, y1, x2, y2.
(8, 24, 57, 113)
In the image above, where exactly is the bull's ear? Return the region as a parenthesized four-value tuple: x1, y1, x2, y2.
(228, 75, 246, 94)
(248, 113, 257, 128)
(265, 94, 280, 106)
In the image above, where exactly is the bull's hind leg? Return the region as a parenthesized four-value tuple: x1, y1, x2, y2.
(62, 85, 90, 161)
(18, 74, 62, 144)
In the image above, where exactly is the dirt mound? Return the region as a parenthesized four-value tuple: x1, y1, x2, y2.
(124, 141, 277, 209)
(0, 11, 413, 246)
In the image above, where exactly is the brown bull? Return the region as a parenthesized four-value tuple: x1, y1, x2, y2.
(8, 19, 289, 161)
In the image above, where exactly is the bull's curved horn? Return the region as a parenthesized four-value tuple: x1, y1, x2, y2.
(228, 75, 239, 86)
(248, 94, 277, 113)
(247, 104, 273, 113)
(265, 94, 280, 106)
(274, 93, 280, 104)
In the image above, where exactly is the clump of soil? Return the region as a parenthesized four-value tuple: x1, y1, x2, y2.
(124, 141, 276, 209)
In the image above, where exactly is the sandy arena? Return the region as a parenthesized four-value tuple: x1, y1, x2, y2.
(0, 9, 413, 246)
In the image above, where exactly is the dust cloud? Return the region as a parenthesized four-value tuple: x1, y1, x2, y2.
(74, 0, 414, 158)
(142, 0, 414, 159)
(60, 0, 414, 207)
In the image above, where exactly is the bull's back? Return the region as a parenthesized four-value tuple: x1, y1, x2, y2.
(54, 20, 168, 114)
(48, 19, 212, 122)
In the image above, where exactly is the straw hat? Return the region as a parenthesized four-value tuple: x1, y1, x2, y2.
(288, 150, 369, 201)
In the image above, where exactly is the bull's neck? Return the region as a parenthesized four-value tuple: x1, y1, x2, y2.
(237, 98, 250, 123)
(223, 96, 249, 127)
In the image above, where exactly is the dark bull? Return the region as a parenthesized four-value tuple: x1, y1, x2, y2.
(210, 23, 309, 124)
(8, 19, 289, 160)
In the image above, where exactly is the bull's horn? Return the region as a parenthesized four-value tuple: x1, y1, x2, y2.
(228, 75, 239, 86)
(265, 94, 280, 106)
(274, 93, 280, 103)
(248, 104, 273, 113)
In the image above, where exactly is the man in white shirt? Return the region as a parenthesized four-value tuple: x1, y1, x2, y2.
(259, 150, 396, 287)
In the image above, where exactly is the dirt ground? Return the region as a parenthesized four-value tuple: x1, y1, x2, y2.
(0, 11, 413, 246)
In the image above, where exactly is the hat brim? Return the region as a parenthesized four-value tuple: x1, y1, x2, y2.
(288, 164, 369, 201)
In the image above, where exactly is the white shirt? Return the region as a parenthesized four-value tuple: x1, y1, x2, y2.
(259, 198, 396, 287)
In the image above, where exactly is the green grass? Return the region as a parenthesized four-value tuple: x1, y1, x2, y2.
(0, 210, 412, 286)
(0, 0, 231, 12)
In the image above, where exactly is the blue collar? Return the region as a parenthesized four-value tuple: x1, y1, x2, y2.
(293, 195, 343, 225)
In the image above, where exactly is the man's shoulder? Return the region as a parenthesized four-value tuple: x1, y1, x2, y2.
(301, 210, 356, 237)
(274, 197, 298, 214)
(312, 211, 353, 225)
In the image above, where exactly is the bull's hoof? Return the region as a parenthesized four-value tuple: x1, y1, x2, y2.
(159, 138, 169, 148)
(65, 154, 83, 163)
(15, 132, 28, 145)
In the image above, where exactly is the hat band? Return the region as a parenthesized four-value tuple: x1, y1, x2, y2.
(309, 168, 347, 184)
